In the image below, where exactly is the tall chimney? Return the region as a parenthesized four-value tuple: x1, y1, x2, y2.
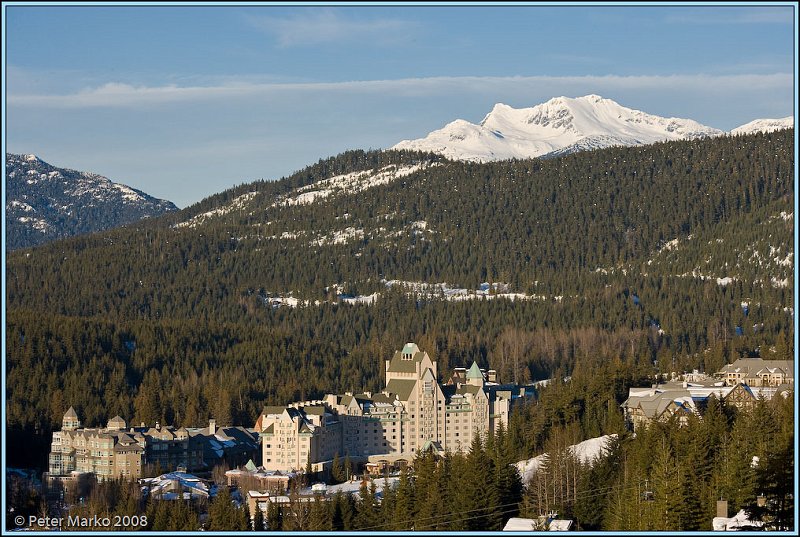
(716, 500, 728, 518)
(209, 418, 216, 435)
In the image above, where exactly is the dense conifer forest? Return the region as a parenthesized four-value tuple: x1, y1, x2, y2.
(4, 130, 795, 530)
(11, 367, 792, 531)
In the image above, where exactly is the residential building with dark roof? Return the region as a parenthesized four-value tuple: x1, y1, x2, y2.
(257, 343, 534, 472)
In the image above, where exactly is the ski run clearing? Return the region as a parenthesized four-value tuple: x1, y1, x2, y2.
(515, 434, 617, 485)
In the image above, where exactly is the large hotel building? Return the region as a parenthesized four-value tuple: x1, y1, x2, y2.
(257, 343, 534, 472)
(46, 411, 259, 482)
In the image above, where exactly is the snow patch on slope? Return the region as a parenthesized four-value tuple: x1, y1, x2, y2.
(278, 162, 437, 207)
(174, 192, 258, 229)
(516, 434, 617, 485)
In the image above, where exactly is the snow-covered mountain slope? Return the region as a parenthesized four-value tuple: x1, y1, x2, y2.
(6, 153, 177, 250)
(731, 116, 794, 136)
(173, 161, 438, 228)
(393, 94, 725, 161)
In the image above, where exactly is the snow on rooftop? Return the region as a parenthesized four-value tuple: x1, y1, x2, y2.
(383, 279, 547, 303)
(712, 509, 764, 531)
(503, 517, 540, 531)
(298, 476, 399, 499)
(339, 293, 379, 305)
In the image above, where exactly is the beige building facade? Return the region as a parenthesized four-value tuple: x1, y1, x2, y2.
(258, 343, 533, 472)
(47, 409, 259, 481)
(717, 358, 794, 387)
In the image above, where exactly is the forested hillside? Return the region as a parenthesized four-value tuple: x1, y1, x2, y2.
(5, 154, 178, 250)
(5, 130, 794, 475)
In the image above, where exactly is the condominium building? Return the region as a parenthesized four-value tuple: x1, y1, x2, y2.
(717, 358, 794, 387)
(47, 409, 259, 481)
(622, 364, 794, 432)
(257, 343, 534, 472)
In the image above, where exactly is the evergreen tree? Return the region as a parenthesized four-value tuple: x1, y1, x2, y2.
(354, 479, 381, 530)
(265, 496, 282, 530)
(746, 433, 794, 530)
(392, 466, 416, 530)
(208, 487, 245, 530)
(464, 435, 502, 530)
(252, 502, 265, 531)
(331, 453, 344, 484)
(309, 495, 332, 531)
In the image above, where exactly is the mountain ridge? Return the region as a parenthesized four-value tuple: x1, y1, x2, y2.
(392, 94, 791, 161)
(5, 153, 178, 250)
(7, 131, 792, 326)
(731, 116, 794, 136)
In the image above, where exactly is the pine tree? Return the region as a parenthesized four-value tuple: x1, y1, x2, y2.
(392, 466, 416, 530)
(266, 497, 282, 530)
(464, 435, 502, 530)
(354, 479, 381, 530)
(746, 433, 794, 530)
(309, 495, 332, 530)
(252, 502, 265, 531)
(331, 453, 344, 484)
(208, 487, 241, 530)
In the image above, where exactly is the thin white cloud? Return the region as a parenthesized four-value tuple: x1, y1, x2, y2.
(246, 9, 416, 47)
(665, 8, 793, 25)
(8, 73, 793, 109)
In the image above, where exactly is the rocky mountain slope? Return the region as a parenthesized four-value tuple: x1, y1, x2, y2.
(5, 153, 178, 250)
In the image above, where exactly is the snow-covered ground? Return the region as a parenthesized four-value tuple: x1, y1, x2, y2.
(383, 279, 545, 302)
(297, 476, 399, 499)
(174, 191, 259, 228)
(712, 509, 764, 531)
(174, 163, 437, 230)
(310, 227, 364, 246)
(515, 434, 617, 485)
(263, 280, 550, 310)
(278, 163, 436, 207)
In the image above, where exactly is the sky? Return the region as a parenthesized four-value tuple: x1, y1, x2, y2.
(3, 3, 797, 208)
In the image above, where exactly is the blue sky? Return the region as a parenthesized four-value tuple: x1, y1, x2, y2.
(4, 3, 796, 208)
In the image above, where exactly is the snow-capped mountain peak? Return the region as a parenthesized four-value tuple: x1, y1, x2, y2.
(393, 94, 726, 161)
(731, 116, 794, 136)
